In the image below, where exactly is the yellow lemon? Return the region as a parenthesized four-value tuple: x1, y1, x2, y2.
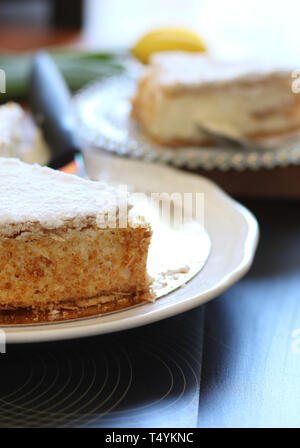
(132, 27, 207, 64)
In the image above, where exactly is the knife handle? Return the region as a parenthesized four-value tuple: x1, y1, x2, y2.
(28, 51, 81, 169)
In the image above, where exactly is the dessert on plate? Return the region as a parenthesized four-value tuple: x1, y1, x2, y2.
(0, 102, 23, 156)
(131, 51, 300, 146)
(0, 102, 49, 166)
(0, 158, 152, 321)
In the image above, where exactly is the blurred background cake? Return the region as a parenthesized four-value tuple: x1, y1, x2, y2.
(131, 52, 299, 146)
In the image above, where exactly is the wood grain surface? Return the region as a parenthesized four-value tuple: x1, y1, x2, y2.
(191, 166, 300, 199)
(0, 26, 80, 51)
(198, 199, 300, 427)
(0, 307, 204, 428)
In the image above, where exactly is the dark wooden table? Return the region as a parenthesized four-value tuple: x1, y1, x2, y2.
(198, 199, 300, 428)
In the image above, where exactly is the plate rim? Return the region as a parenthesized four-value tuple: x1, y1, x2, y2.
(2, 160, 259, 344)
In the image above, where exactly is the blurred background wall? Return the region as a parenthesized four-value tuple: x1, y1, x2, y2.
(0, 0, 82, 29)
(84, 0, 300, 62)
(0, 0, 299, 63)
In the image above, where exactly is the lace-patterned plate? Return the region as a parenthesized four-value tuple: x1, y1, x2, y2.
(73, 74, 300, 171)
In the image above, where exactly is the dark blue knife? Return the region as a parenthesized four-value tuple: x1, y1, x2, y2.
(28, 51, 86, 177)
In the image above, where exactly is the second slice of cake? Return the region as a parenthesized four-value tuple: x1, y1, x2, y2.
(131, 52, 300, 146)
(0, 158, 152, 317)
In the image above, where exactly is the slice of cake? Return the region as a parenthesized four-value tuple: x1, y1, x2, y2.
(131, 52, 300, 146)
(0, 102, 23, 157)
(0, 158, 152, 320)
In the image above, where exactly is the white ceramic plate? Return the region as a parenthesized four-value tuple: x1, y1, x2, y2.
(73, 74, 300, 171)
(2, 153, 258, 343)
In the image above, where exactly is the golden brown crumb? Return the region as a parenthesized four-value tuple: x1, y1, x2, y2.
(0, 220, 152, 316)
